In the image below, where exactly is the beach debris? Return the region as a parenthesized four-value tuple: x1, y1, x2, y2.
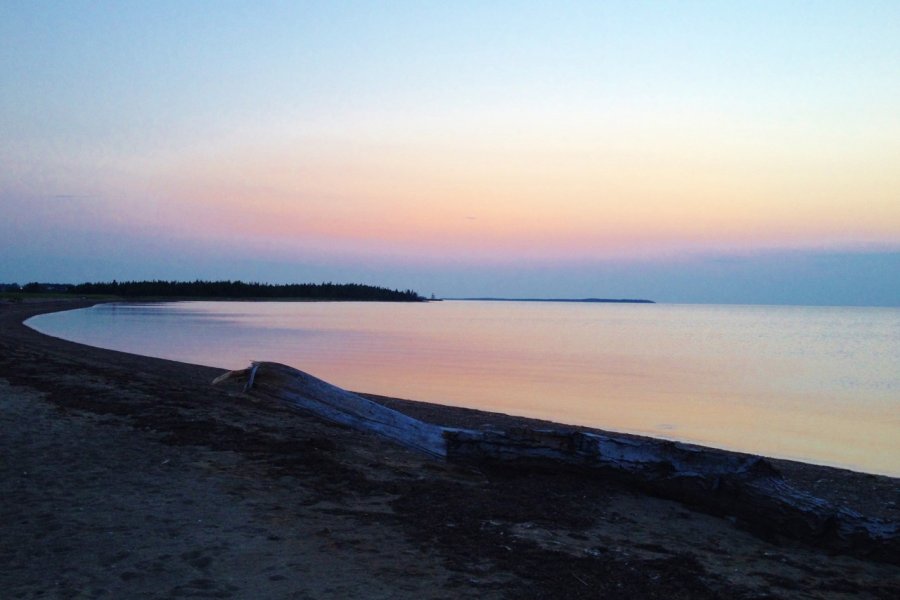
(213, 361, 898, 564)
(212, 361, 448, 458)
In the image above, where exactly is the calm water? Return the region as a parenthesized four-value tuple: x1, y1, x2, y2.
(27, 301, 900, 476)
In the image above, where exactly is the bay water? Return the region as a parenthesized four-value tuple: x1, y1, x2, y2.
(27, 301, 900, 476)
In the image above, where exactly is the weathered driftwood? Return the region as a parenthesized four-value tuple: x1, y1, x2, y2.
(445, 428, 899, 563)
(213, 361, 898, 563)
(213, 361, 448, 458)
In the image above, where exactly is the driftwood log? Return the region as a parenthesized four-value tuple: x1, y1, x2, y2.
(213, 361, 898, 564)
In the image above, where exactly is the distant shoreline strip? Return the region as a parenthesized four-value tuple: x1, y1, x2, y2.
(444, 298, 655, 304)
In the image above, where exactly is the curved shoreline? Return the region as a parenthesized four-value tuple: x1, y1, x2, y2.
(7, 299, 900, 515)
(2, 299, 898, 597)
(24, 298, 899, 478)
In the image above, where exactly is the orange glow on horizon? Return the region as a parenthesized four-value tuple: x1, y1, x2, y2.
(95, 109, 900, 265)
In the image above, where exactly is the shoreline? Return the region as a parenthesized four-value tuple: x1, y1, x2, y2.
(24, 298, 900, 480)
(2, 299, 898, 598)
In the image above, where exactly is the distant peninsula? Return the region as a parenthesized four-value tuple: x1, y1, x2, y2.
(448, 297, 655, 304)
(7, 280, 424, 302)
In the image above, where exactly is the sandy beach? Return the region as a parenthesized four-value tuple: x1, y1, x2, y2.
(1, 300, 898, 599)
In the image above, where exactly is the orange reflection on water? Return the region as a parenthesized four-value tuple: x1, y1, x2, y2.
(198, 300, 899, 475)
(28, 301, 900, 476)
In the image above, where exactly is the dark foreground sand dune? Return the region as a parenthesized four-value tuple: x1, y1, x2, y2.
(1, 300, 898, 599)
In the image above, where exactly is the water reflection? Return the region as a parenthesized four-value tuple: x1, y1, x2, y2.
(27, 301, 900, 476)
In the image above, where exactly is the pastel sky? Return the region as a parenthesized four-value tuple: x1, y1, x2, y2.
(2, 1, 899, 305)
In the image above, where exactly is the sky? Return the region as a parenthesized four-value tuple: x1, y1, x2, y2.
(2, 1, 899, 305)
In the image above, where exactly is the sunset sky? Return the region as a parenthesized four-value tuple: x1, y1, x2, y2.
(2, 1, 898, 305)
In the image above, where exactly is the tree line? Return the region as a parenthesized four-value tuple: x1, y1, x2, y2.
(8, 280, 424, 302)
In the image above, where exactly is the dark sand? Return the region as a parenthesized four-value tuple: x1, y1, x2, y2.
(1, 300, 897, 599)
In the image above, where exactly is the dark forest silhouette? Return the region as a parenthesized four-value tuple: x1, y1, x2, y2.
(9, 280, 424, 301)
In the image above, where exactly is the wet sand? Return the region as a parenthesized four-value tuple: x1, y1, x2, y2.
(1, 300, 898, 599)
